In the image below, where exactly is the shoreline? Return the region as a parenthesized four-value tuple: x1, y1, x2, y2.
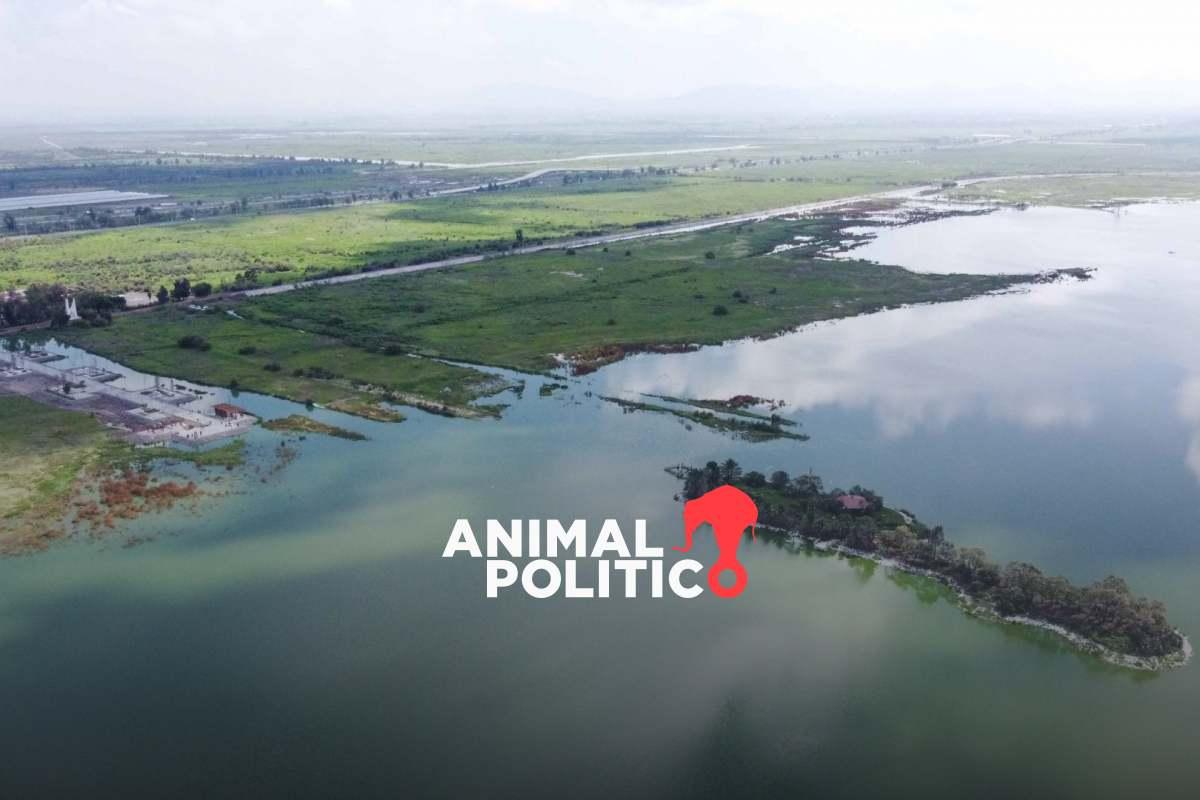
(776, 526, 1192, 672)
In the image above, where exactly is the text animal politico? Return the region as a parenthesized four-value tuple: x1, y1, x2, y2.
(442, 519, 705, 598)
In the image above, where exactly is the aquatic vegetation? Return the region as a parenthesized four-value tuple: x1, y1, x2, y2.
(126, 440, 247, 469)
(73, 470, 200, 532)
(646, 394, 789, 422)
(0, 395, 254, 554)
(262, 415, 367, 440)
(606, 397, 806, 442)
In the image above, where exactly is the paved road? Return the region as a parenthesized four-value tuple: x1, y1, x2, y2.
(241, 184, 930, 299)
(0, 182, 928, 331)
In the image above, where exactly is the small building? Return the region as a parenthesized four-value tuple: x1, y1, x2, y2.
(213, 402, 251, 419)
(837, 494, 869, 512)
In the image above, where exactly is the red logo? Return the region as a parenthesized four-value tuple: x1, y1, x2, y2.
(675, 485, 758, 598)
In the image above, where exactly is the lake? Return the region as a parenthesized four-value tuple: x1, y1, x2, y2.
(2, 202, 1199, 798)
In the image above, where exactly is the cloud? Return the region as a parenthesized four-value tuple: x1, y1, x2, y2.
(1177, 377, 1200, 483)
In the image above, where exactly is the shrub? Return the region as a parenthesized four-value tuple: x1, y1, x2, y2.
(712, 305, 729, 316)
(192, 282, 213, 298)
(237, 345, 257, 355)
(263, 362, 282, 372)
(705, 251, 716, 260)
(178, 334, 211, 351)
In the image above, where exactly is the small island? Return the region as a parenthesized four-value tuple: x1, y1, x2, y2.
(605, 396, 806, 442)
(669, 459, 1189, 670)
(262, 414, 368, 440)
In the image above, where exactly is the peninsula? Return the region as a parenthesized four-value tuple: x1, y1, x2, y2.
(670, 459, 1189, 670)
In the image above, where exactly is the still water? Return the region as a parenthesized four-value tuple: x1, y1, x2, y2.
(3, 203, 1200, 798)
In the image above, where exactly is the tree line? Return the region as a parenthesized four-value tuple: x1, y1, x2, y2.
(0, 284, 126, 329)
(674, 459, 1183, 660)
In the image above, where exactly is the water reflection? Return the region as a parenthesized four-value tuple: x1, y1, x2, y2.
(4, 204, 1200, 797)
(599, 203, 1200, 457)
(1177, 376, 1200, 483)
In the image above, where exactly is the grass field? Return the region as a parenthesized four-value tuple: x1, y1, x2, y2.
(0, 393, 241, 553)
(55, 213, 1047, 406)
(50, 307, 506, 417)
(0, 175, 884, 292)
(6, 122, 1198, 295)
(247, 214, 1042, 372)
(944, 173, 1200, 207)
(0, 394, 113, 551)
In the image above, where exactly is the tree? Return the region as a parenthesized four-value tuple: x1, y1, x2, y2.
(172, 278, 191, 301)
(515, 228, 524, 245)
(192, 282, 213, 298)
(2, 213, 14, 232)
(682, 469, 707, 500)
(720, 458, 742, 484)
(791, 473, 824, 497)
(156, 286, 170, 304)
(703, 461, 722, 488)
(743, 471, 766, 488)
(769, 470, 790, 490)
(177, 334, 211, 351)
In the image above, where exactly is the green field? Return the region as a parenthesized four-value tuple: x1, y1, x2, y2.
(55, 213, 1050, 407)
(0, 175, 884, 293)
(0, 394, 113, 552)
(944, 172, 1200, 207)
(6, 121, 1199, 295)
(248, 214, 1042, 372)
(50, 307, 506, 417)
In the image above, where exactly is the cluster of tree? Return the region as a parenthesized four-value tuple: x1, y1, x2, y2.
(674, 459, 1182, 659)
(0, 284, 126, 329)
(150, 278, 214, 305)
(557, 167, 678, 187)
(177, 334, 211, 351)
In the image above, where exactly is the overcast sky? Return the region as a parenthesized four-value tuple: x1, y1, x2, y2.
(3, 0, 1198, 123)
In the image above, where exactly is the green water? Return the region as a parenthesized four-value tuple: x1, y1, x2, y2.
(2, 202, 1200, 798)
